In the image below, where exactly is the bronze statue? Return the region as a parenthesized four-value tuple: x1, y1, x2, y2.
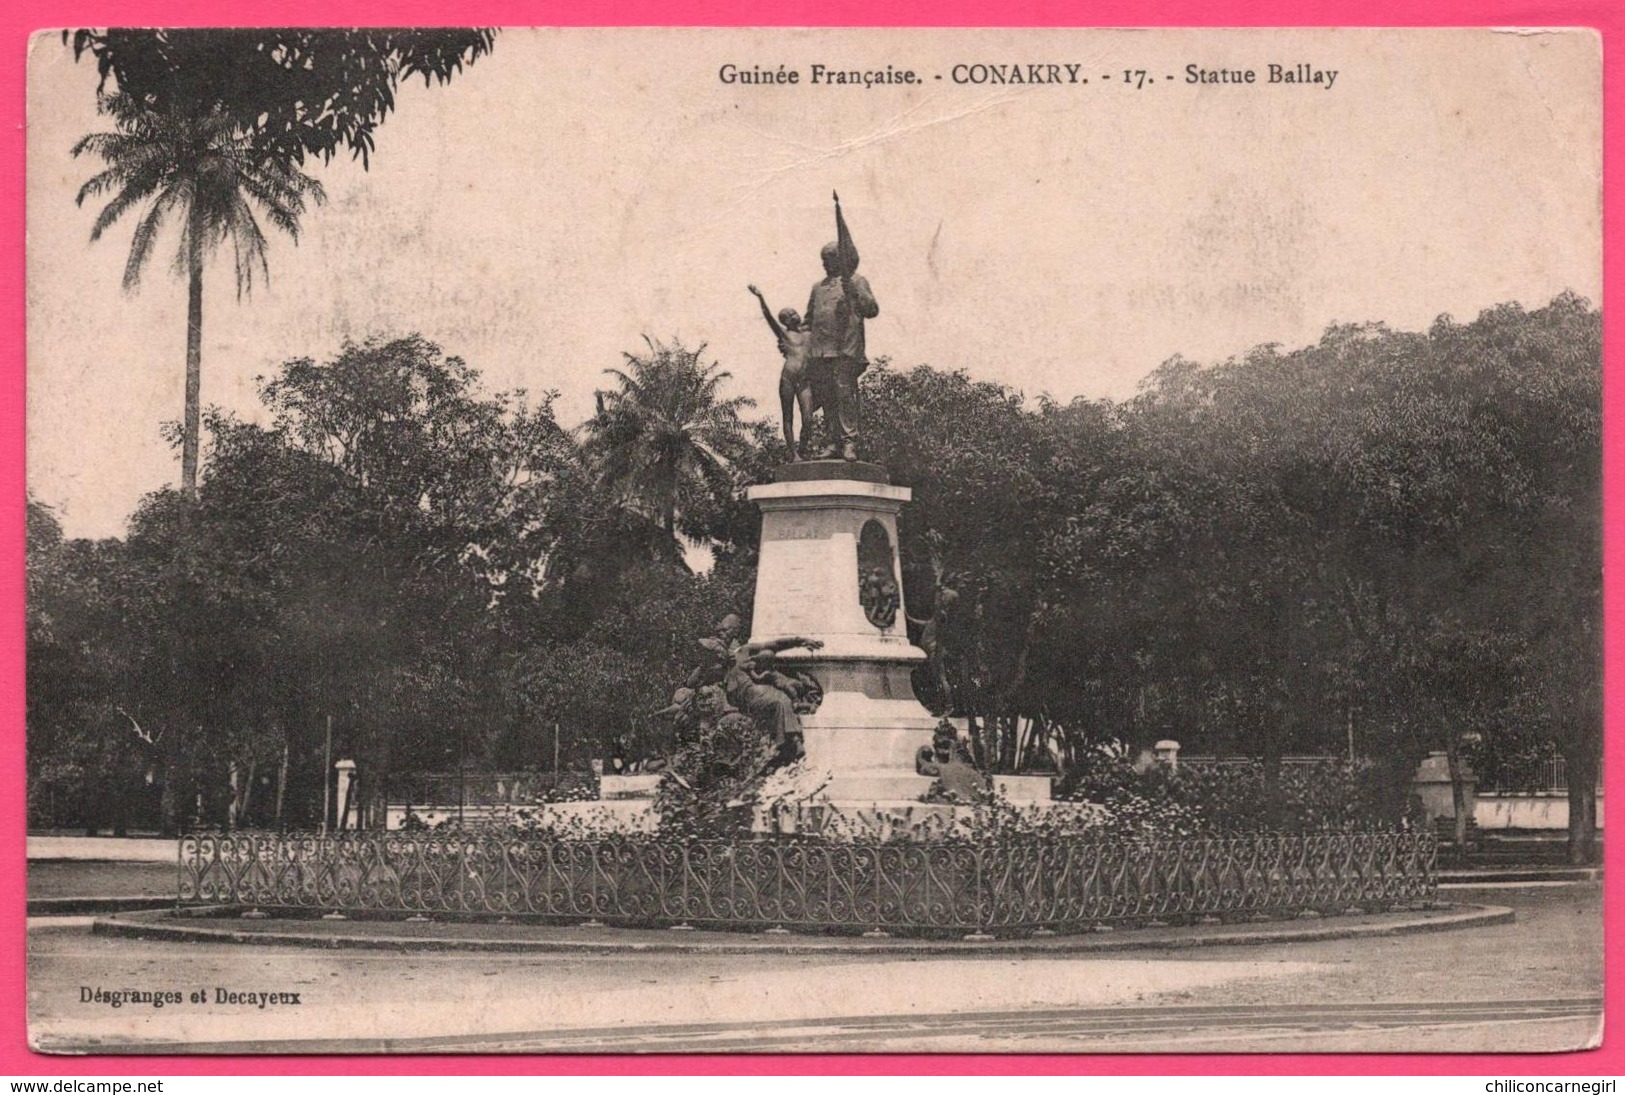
(692, 614, 823, 760)
(860, 565, 899, 629)
(748, 285, 816, 461)
(856, 519, 900, 630)
(915, 719, 987, 803)
(908, 571, 959, 711)
(803, 192, 878, 462)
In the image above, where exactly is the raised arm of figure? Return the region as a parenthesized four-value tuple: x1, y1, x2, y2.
(748, 284, 786, 343)
(750, 636, 825, 655)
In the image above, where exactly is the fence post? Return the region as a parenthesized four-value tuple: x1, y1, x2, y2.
(961, 841, 995, 941)
(321, 715, 332, 836)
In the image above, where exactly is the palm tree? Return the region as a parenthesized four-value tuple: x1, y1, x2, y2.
(584, 339, 754, 541)
(73, 92, 325, 496)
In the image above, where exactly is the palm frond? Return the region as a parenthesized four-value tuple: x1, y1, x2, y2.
(237, 171, 317, 240)
(70, 130, 148, 163)
(586, 340, 756, 544)
(75, 164, 132, 208)
(123, 185, 183, 291)
(75, 94, 322, 295)
(221, 192, 271, 296)
(85, 160, 171, 241)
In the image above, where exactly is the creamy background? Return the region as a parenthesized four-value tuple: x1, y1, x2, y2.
(26, 28, 1602, 538)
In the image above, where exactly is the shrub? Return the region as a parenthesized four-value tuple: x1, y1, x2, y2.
(1055, 743, 1206, 838)
(1058, 748, 1409, 835)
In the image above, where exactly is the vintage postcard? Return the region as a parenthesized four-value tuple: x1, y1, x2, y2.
(25, 26, 1601, 1054)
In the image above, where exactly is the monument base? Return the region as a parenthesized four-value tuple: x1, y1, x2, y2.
(774, 459, 889, 484)
(747, 756, 1068, 839)
(717, 460, 1077, 837)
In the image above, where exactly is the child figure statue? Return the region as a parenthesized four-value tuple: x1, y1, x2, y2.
(748, 284, 816, 461)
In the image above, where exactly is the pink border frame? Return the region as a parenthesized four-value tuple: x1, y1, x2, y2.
(3, 0, 1615, 1076)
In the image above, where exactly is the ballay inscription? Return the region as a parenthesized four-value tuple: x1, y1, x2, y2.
(718, 62, 1341, 89)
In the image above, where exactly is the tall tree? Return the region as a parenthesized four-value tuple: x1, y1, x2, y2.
(259, 333, 574, 585)
(73, 92, 325, 495)
(584, 340, 755, 543)
(862, 363, 1074, 770)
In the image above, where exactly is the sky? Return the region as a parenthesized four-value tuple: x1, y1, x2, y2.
(26, 27, 1601, 539)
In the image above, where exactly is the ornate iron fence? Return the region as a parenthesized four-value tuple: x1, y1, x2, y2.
(177, 830, 1436, 935)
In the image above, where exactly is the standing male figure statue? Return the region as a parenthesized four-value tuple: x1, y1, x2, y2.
(805, 192, 879, 461)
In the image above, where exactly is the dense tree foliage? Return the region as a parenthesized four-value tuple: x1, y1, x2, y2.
(27, 295, 1600, 858)
(27, 335, 758, 834)
(66, 29, 497, 168)
(869, 293, 1600, 857)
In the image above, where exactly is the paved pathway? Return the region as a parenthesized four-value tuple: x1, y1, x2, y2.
(26, 882, 1600, 1055)
(108, 998, 1601, 1055)
(28, 836, 177, 863)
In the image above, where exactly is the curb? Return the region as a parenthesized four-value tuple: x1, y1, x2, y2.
(90, 902, 1515, 956)
(28, 896, 175, 916)
(1437, 868, 1601, 884)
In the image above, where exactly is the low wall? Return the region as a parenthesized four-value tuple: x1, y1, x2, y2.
(177, 829, 1437, 935)
(27, 836, 178, 863)
(1474, 793, 1605, 832)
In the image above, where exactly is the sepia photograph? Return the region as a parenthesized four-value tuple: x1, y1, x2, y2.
(23, 26, 1603, 1055)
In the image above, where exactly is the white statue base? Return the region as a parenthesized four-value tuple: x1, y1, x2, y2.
(745, 461, 1055, 820)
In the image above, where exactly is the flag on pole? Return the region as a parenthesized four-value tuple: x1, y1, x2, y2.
(833, 190, 859, 277)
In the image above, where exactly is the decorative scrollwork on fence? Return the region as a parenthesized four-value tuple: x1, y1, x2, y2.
(178, 830, 1437, 935)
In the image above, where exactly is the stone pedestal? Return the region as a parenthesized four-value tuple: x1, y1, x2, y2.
(747, 461, 1053, 815)
(1412, 751, 1477, 822)
(747, 462, 938, 803)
